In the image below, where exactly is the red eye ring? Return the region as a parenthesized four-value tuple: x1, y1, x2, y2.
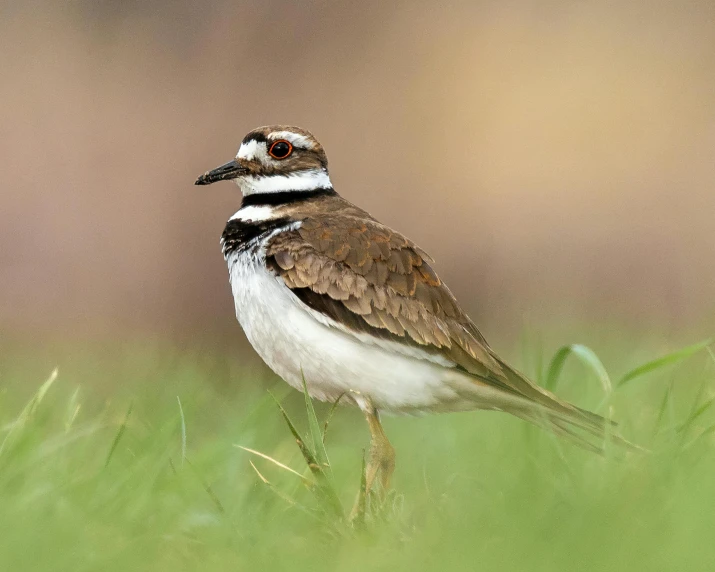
(268, 140, 293, 159)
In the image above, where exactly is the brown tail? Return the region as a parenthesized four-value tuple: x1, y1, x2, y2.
(509, 404, 644, 454)
(468, 360, 644, 454)
(502, 365, 645, 454)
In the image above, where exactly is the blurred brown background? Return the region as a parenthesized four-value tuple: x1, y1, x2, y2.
(1, 0, 714, 348)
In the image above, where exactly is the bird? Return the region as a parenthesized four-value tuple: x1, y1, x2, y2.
(196, 125, 624, 494)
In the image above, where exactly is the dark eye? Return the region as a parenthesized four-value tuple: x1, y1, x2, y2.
(268, 140, 293, 159)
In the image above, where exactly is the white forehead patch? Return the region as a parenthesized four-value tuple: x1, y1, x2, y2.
(268, 131, 314, 149)
(236, 140, 267, 160)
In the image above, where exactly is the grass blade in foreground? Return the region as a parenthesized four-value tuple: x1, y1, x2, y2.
(617, 338, 713, 387)
(545, 344, 612, 395)
(0, 368, 58, 459)
(176, 395, 187, 467)
(302, 373, 332, 477)
(247, 391, 344, 519)
(104, 401, 133, 468)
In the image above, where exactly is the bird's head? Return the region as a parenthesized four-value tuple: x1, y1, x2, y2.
(195, 125, 331, 196)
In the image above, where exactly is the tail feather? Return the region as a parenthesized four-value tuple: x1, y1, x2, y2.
(513, 405, 644, 454)
(463, 360, 645, 453)
(517, 411, 605, 454)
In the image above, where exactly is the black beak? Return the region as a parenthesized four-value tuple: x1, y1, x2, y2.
(195, 159, 248, 185)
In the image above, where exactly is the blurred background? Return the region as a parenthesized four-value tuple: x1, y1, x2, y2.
(1, 0, 714, 353)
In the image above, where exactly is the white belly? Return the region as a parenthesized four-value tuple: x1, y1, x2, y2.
(227, 252, 479, 413)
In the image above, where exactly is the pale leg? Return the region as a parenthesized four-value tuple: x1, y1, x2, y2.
(363, 405, 396, 494)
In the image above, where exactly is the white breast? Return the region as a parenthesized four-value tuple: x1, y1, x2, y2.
(226, 248, 489, 414)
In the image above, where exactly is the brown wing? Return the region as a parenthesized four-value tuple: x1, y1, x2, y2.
(265, 213, 618, 440)
(265, 214, 506, 382)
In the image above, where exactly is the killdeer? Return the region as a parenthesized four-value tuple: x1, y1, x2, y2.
(196, 125, 620, 492)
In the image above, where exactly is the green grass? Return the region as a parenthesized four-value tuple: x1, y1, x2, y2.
(0, 338, 714, 571)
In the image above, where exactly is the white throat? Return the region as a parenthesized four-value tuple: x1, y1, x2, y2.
(236, 169, 332, 196)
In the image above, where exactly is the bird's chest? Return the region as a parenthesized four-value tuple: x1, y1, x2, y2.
(221, 217, 299, 349)
(225, 248, 326, 394)
(226, 250, 287, 348)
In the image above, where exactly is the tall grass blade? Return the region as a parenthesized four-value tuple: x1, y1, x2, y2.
(617, 339, 713, 387)
(177, 395, 187, 468)
(235, 445, 310, 482)
(0, 368, 58, 458)
(678, 396, 715, 436)
(104, 401, 133, 468)
(322, 394, 345, 445)
(654, 381, 675, 434)
(64, 387, 81, 432)
(301, 373, 332, 475)
(269, 391, 322, 475)
(349, 451, 368, 528)
(248, 461, 318, 517)
(185, 457, 225, 515)
(545, 344, 612, 395)
(544, 347, 571, 391)
(268, 392, 344, 518)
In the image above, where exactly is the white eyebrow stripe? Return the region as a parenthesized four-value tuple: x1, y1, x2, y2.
(236, 140, 265, 160)
(268, 131, 314, 149)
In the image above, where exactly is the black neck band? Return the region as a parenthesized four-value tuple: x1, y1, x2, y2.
(240, 187, 337, 207)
